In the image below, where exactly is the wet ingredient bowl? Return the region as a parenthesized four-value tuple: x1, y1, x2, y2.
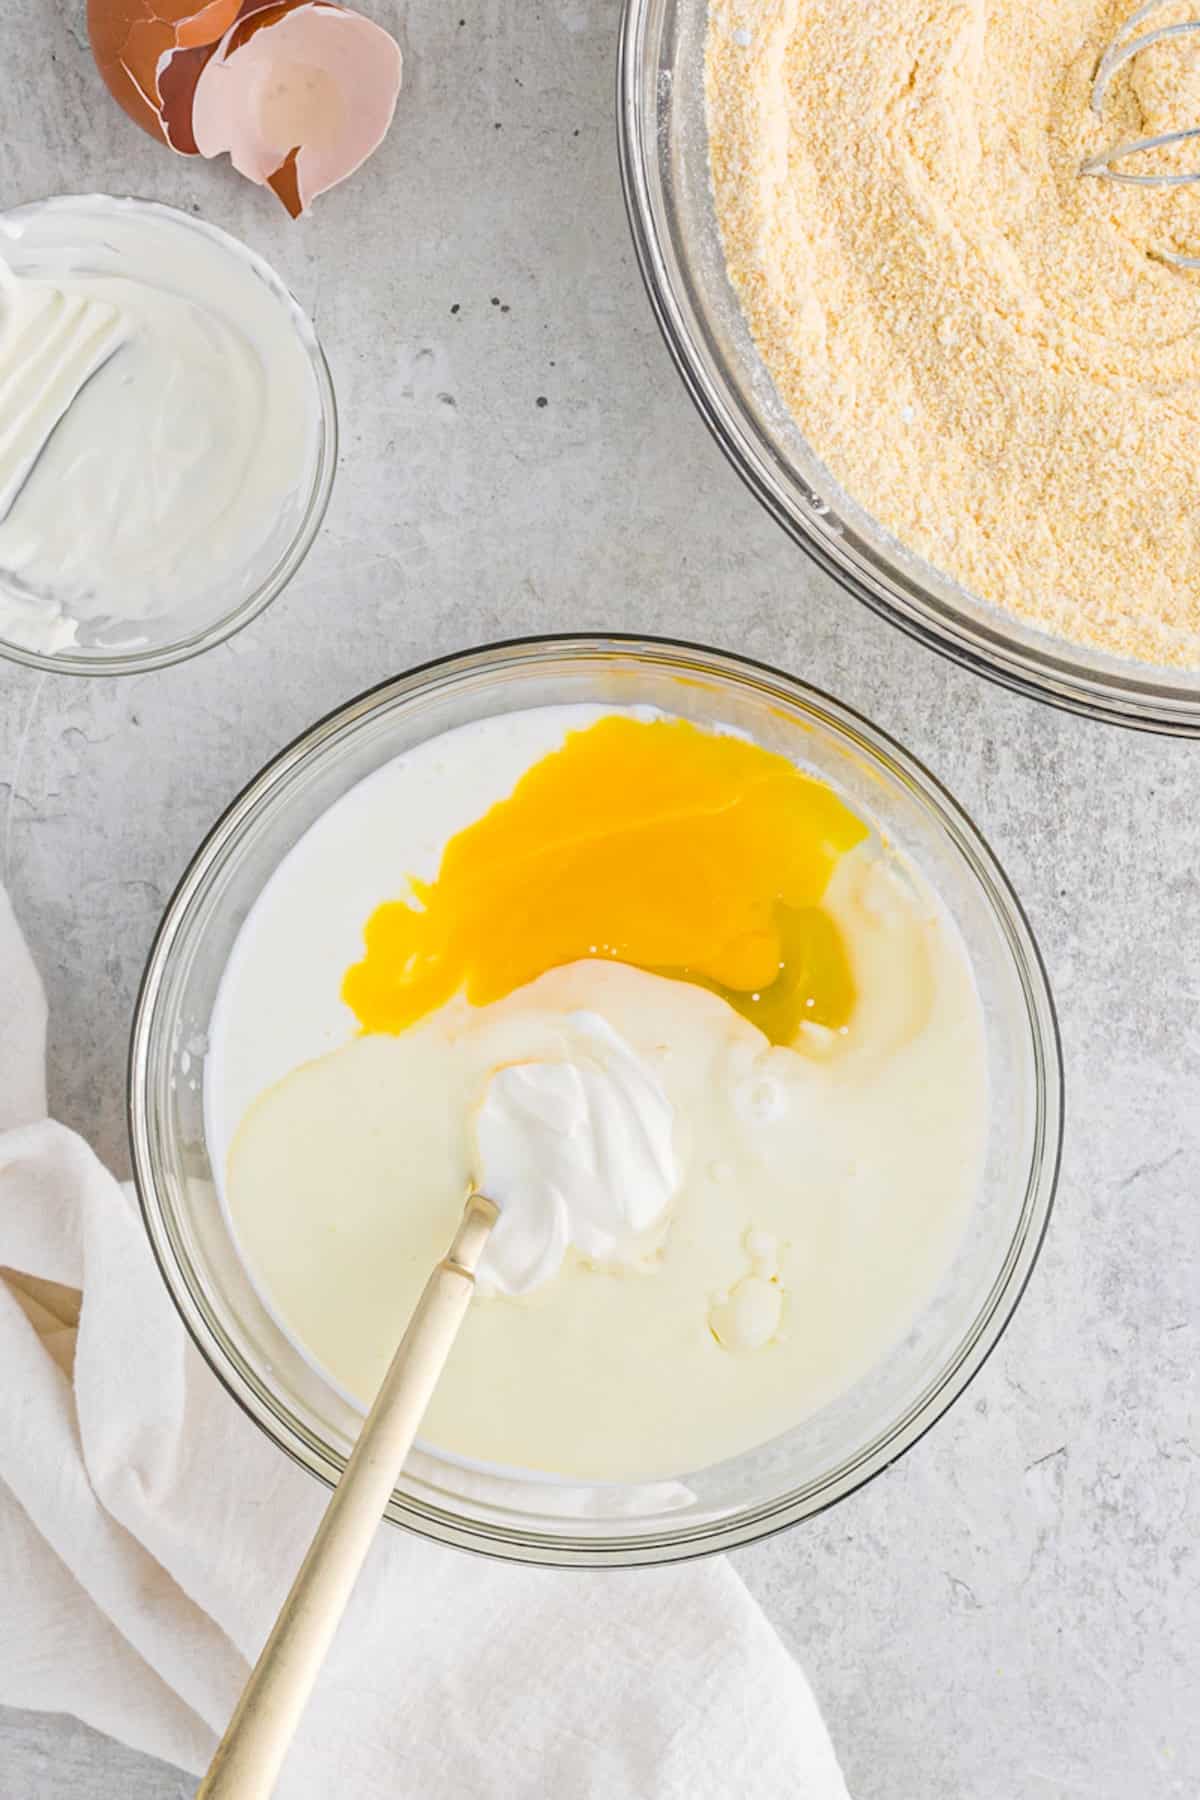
(617, 0, 1200, 734)
(130, 635, 1062, 1567)
(0, 195, 336, 676)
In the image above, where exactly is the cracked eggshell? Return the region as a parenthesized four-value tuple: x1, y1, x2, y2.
(87, 0, 403, 215)
(87, 0, 251, 149)
(192, 1, 404, 217)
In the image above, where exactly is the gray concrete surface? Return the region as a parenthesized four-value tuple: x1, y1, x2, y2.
(1, 0, 1197, 1795)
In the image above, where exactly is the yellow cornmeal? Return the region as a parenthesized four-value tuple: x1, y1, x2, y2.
(706, 0, 1200, 667)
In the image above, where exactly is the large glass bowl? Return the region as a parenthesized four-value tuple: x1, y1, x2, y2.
(129, 636, 1062, 1567)
(616, 0, 1200, 734)
(0, 195, 336, 677)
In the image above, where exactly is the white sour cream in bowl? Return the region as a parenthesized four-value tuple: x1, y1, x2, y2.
(0, 194, 334, 672)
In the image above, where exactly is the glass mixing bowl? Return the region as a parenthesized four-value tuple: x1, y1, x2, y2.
(130, 636, 1062, 1566)
(0, 195, 336, 677)
(617, 0, 1200, 734)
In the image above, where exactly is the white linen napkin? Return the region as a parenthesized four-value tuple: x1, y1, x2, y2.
(0, 883, 850, 1798)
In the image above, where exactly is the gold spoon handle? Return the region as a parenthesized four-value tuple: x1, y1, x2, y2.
(197, 1192, 498, 1800)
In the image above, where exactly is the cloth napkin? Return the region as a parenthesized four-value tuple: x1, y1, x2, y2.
(0, 883, 850, 1798)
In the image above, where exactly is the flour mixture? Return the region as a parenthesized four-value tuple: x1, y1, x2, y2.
(706, 0, 1200, 666)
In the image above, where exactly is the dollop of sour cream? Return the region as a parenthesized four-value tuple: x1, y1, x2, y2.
(473, 1012, 680, 1295)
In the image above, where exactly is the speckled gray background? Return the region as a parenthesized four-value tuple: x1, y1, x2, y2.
(1, 0, 1197, 1795)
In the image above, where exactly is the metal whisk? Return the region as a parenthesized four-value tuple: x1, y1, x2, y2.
(1080, 0, 1200, 262)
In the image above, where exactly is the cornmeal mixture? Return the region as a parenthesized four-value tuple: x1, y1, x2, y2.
(706, 0, 1200, 666)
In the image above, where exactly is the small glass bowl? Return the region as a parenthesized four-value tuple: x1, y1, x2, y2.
(0, 195, 336, 676)
(617, 0, 1200, 733)
(129, 636, 1062, 1567)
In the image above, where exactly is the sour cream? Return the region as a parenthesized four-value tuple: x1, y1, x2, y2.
(0, 196, 324, 657)
(474, 1011, 681, 1294)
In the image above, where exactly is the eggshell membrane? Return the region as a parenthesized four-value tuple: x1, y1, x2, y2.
(191, 1, 403, 215)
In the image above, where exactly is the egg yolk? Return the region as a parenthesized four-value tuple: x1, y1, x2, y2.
(342, 714, 868, 1047)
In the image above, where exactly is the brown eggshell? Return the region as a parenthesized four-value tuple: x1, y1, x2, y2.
(88, 0, 403, 215)
(86, 0, 251, 148)
(266, 146, 303, 220)
(191, 1, 403, 214)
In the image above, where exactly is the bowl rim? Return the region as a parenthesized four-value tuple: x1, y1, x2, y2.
(128, 632, 1064, 1567)
(0, 193, 338, 678)
(614, 0, 1200, 737)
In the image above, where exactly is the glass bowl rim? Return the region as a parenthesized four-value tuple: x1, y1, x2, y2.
(614, 0, 1200, 737)
(128, 631, 1064, 1567)
(0, 193, 338, 678)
